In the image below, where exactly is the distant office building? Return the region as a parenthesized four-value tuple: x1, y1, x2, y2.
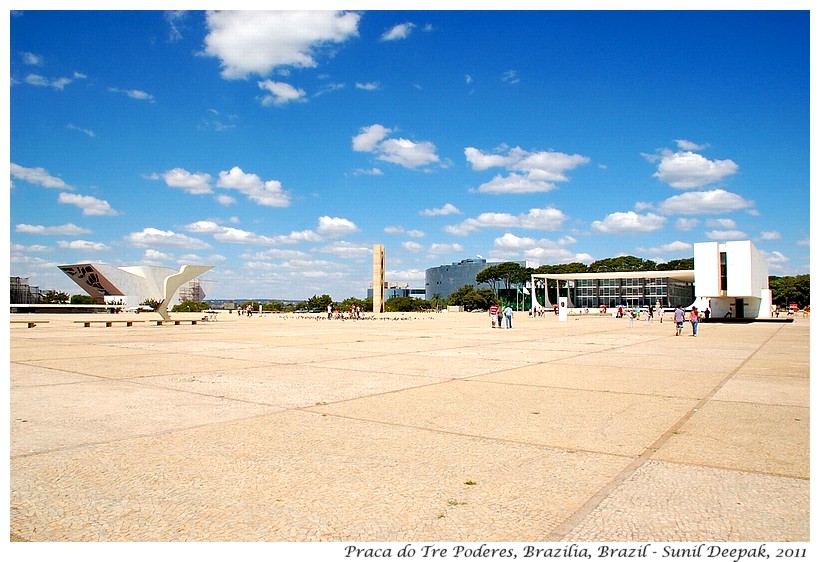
(367, 282, 426, 301)
(425, 258, 528, 301)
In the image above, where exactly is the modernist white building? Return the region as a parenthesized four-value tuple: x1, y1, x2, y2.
(59, 263, 214, 320)
(529, 240, 771, 319)
(692, 240, 771, 319)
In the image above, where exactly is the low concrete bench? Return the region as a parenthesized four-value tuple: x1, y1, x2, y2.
(74, 320, 146, 328)
(154, 319, 201, 326)
(11, 320, 49, 328)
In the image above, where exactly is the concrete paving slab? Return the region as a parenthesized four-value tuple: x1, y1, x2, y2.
(146, 364, 446, 409)
(10, 380, 279, 457)
(11, 363, 100, 387)
(308, 379, 699, 457)
(552, 352, 746, 373)
(180, 341, 389, 364)
(652, 401, 809, 478)
(10, 341, 156, 362)
(10, 410, 632, 542)
(314, 352, 532, 379)
(562, 460, 809, 542)
(21, 353, 269, 380)
(476, 363, 731, 399)
(109, 340, 262, 353)
(421, 346, 582, 364)
(713, 374, 809, 407)
(736, 361, 810, 378)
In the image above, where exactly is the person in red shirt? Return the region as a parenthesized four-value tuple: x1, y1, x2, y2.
(489, 304, 499, 328)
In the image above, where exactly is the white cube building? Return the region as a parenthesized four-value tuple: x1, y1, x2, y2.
(693, 240, 771, 319)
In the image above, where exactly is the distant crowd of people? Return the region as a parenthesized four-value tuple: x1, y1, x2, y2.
(327, 303, 364, 320)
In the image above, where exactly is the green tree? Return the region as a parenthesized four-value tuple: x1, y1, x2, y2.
(41, 290, 69, 304)
(263, 301, 286, 312)
(494, 262, 526, 291)
(172, 300, 210, 312)
(306, 294, 334, 311)
(448, 285, 495, 311)
(448, 285, 476, 308)
(141, 299, 161, 310)
(340, 296, 369, 312)
(476, 262, 527, 297)
(430, 293, 446, 312)
(657, 257, 694, 271)
(385, 297, 415, 312)
(475, 265, 502, 294)
(70, 294, 98, 304)
(535, 262, 589, 274)
(770, 274, 810, 308)
(467, 288, 496, 311)
(588, 256, 656, 272)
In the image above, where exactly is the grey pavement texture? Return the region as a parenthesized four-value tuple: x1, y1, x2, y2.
(9, 311, 810, 543)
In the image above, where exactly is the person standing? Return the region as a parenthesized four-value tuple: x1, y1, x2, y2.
(489, 303, 499, 328)
(690, 306, 699, 337)
(503, 305, 513, 329)
(674, 305, 685, 336)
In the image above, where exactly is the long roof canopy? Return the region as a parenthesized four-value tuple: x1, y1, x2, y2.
(530, 269, 695, 283)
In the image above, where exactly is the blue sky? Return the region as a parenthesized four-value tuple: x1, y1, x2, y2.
(7, 8, 811, 301)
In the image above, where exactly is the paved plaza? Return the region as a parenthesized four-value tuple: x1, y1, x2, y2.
(9, 310, 810, 544)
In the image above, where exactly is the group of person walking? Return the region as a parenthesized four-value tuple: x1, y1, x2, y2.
(488, 303, 514, 329)
(674, 305, 699, 336)
(487, 301, 704, 336)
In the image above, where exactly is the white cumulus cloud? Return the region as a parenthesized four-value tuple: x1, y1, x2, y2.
(651, 150, 738, 189)
(759, 231, 781, 241)
(162, 168, 213, 194)
(317, 216, 359, 237)
(636, 240, 693, 255)
(216, 166, 290, 207)
(11, 163, 71, 189)
(490, 232, 581, 263)
(465, 146, 589, 194)
(258, 80, 306, 106)
(16, 223, 91, 235)
(445, 207, 567, 236)
(705, 230, 747, 240)
(352, 124, 440, 169)
(125, 227, 211, 249)
(381, 22, 416, 41)
(203, 11, 361, 79)
(352, 124, 392, 152)
(57, 240, 110, 251)
(58, 192, 119, 216)
(657, 189, 754, 215)
(591, 211, 666, 234)
(420, 203, 460, 216)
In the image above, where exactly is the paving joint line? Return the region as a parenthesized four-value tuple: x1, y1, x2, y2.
(545, 322, 790, 541)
